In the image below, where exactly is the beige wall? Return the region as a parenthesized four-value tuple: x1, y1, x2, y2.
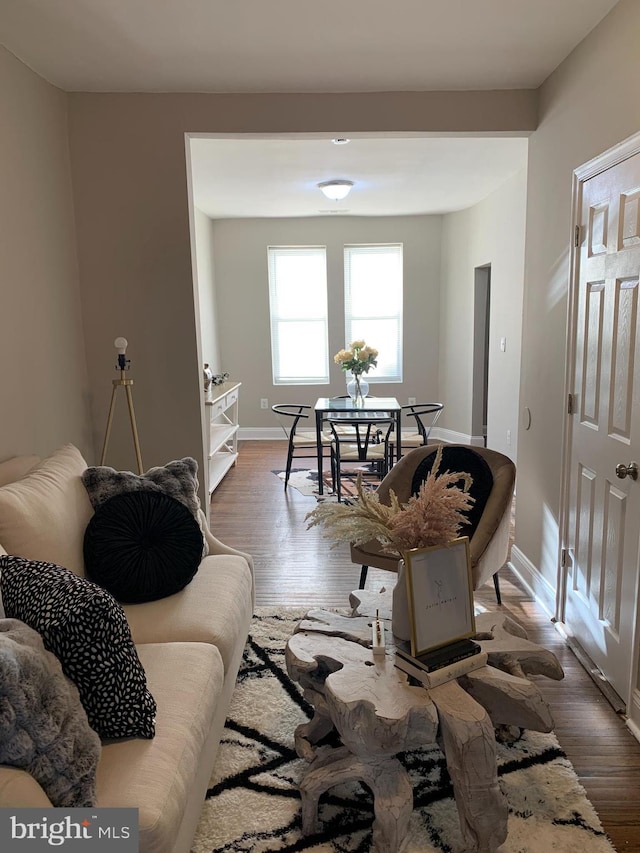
(191, 206, 222, 496)
(193, 208, 222, 374)
(5, 6, 636, 606)
(440, 169, 527, 459)
(515, 0, 640, 606)
(209, 215, 442, 427)
(0, 46, 92, 464)
(5, 0, 632, 606)
(66, 90, 536, 479)
(68, 99, 205, 475)
(5, 2, 634, 610)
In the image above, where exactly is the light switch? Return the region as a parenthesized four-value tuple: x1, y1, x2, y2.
(500, 337, 507, 352)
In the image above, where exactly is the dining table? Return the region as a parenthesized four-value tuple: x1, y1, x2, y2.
(314, 396, 402, 495)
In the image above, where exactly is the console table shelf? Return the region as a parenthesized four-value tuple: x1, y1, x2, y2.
(205, 381, 241, 494)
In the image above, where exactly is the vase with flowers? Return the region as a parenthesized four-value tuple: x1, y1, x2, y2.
(305, 445, 474, 638)
(334, 340, 378, 405)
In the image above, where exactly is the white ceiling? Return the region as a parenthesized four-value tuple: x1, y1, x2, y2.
(0, 0, 618, 218)
(0, 0, 619, 93)
(189, 135, 529, 218)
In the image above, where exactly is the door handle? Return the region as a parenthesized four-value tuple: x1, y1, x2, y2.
(615, 461, 638, 480)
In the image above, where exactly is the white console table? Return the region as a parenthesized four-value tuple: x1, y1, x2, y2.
(206, 381, 241, 494)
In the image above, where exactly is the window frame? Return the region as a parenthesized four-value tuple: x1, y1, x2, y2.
(267, 245, 330, 385)
(343, 243, 404, 383)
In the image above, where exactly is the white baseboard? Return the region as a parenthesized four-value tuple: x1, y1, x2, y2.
(469, 434, 486, 447)
(627, 697, 640, 743)
(239, 427, 284, 440)
(508, 545, 557, 620)
(432, 428, 478, 445)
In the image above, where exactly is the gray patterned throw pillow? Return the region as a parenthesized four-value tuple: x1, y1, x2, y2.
(81, 457, 209, 557)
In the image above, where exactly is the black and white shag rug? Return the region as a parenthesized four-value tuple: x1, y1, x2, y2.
(192, 609, 616, 853)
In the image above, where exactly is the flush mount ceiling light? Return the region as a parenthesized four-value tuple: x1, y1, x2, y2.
(318, 180, 354, 201)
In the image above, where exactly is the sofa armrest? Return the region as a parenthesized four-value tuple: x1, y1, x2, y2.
(198, 509, 255, 606)
(198, 509, 254, 573)
(0, 767, 54, 807)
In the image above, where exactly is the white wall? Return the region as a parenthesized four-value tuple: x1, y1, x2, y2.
(0, 46, 92, 463)
(440, 169, 528, 459)
(210, 215, 442, 430)
(514, 0, 640, 610)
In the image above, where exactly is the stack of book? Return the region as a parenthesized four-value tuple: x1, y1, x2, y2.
(394, 638, 488, 689)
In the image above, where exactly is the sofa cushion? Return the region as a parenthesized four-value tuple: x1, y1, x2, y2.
(0, 556, 156, 740)
(83, 491, 203, 603)
(0, 618, 101, 807)
(123, 554, 253, 674)
(81, 457, 209, 557)
(97, 641, 224, 853)
(0, 445, 93, 577)
(0, 455, 40, 488)
(0, 768, 55, 807)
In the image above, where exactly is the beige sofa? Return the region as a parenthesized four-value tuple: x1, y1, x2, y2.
(0, 447, 254, 853)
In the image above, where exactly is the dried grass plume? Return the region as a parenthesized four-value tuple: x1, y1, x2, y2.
(306, 444, 474, 556)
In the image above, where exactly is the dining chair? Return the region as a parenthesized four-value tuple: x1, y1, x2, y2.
(327, 395, 379, 438)
(326, 414, 395, 502)
(350, 444, 515, 597)
(395, 403, 444, 457)
(271, 404, 331, 491)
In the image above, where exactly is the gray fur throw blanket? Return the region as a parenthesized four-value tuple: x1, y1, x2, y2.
(0, 618, 101, 807)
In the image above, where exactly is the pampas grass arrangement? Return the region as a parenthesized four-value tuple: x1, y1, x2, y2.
(306, 444, 474, 555)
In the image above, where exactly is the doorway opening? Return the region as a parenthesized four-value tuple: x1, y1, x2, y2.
(472, 264, 491, 446)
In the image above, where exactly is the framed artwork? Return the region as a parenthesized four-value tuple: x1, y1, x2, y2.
(403, 537, 475, 657)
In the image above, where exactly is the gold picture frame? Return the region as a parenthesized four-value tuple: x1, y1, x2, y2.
(403, 537, 476, 657)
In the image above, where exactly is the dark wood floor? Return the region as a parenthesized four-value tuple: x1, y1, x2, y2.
(209, 440, 640, 851)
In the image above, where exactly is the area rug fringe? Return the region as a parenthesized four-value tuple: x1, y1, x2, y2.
(193, 608, 616, 853)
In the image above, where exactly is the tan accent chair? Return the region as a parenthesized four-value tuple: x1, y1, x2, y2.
(350, 444, 515, 601)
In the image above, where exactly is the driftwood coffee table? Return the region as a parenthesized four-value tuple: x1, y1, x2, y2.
(285, 589, 564, 853)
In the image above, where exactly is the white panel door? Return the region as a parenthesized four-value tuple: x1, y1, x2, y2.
(565, 152, 640, 704)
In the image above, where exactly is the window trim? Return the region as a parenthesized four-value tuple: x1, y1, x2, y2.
(343, 243, 403, 383)
(267, 245, 330, 385)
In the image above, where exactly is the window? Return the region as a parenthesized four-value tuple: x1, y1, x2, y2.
(344, 244, 403, 382)
(268, 246, 329, 384)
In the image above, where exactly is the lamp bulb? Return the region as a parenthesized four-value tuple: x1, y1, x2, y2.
(114, 337, 128, 354)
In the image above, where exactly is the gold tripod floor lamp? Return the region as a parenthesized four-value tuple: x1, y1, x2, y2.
(100, 337, 144, 474)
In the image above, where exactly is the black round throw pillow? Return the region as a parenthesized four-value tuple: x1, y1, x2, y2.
(83, 491, 203, 603)
(410, 447, 494, 540)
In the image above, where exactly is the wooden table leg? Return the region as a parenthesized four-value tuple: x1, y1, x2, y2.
(294, 688, 334, 762)
(299, 745, 413, 853)
(430, 679, 508, 853)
